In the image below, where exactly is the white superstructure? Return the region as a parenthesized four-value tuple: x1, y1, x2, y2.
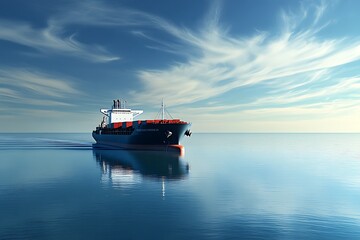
(100, 99, 143, 124)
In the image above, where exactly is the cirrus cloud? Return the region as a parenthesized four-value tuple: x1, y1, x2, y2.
(128, 1, 360, 116)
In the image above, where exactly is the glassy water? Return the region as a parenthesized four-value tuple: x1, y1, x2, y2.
(1, 133, 360, 239)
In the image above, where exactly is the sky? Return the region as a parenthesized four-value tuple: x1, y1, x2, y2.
(0, 0, 360, 133)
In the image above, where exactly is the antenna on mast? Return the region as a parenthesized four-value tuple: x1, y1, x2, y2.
(154, 99, 174, 120)
(162, 98, 165, 120)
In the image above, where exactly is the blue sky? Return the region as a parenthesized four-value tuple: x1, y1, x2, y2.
(1, 0, 360, 132)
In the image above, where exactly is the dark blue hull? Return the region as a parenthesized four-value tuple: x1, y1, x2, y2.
(92, 123, 190, 150)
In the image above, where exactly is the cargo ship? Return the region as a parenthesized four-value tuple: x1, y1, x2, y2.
(92, 100, 191, 153)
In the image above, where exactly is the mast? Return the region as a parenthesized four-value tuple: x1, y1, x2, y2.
(162, 99, 165, 120)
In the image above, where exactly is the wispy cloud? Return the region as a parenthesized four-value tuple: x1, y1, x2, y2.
(0, 67, 81, 108)
(50, 0, 357, 122)
(0, 0, 144, 62)
(127, 1, 360, 118)
(0, 0, 188, 63)
(0, 19, 119, 62)
(1, 0, 359, 129)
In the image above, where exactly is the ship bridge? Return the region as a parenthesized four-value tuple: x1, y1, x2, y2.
(100, 99, 143, 124)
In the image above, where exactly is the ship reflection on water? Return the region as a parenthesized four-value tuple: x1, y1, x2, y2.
(92, 147, 189, 191)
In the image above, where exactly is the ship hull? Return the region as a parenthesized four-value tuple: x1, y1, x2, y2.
(92, 122, 190, 153)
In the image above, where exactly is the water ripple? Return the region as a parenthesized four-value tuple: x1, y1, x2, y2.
(0, 134, 93, 150)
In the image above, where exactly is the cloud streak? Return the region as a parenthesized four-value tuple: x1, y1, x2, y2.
(0, 19, 119, 62)
(0, 0, 191, 63)
(126, 1, 360, 119)
(1, 0, 359, 132)
(47, 0, 357, 124)
(0, 67, 81, 108)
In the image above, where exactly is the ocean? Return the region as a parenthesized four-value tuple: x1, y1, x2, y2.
(1, 133, 360, 239)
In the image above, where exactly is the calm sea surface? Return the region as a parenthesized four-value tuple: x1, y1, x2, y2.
(1, 133, 360, 239)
